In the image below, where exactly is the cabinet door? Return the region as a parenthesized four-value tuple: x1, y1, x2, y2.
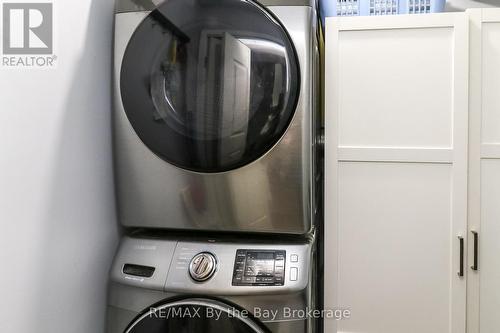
(324, 14, 469, 333)
(467, 9, 500, 333)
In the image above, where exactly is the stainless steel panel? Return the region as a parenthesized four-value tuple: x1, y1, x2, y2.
(108, 279, 313, 332)
(107, 237, 315, 332)
(266, 320, 309, 333)
(115, 0, 155, 13)
(125, 298, 269, 333)
(109, 237, 312, 295)
(114, 0, 317, 13)
(110, 237, 177, 290)
(107, 296, 311, 333)
(165, 240, 311, 295)
(261, 0, 316, 6)
(113, 7, 318, 234)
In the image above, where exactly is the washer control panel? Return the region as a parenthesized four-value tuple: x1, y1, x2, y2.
(112, 237, 311, 294)
(232, 250, 286, 286)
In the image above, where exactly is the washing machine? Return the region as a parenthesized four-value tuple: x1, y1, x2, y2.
(107, 235, 317, 332)
(113, 0, 321, 234)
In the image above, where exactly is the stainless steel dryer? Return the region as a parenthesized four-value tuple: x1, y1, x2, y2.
(114, 0, 320, 234)
(107, 236, 317, 332)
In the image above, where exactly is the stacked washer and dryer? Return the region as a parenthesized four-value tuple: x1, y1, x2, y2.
(109, 0, 321, 332)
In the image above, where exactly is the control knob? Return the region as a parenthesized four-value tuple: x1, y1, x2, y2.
(189, 252, 217, 282)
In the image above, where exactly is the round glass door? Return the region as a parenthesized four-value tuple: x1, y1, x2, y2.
(125, 298, 269, 333)
(120, 0, 300, 173)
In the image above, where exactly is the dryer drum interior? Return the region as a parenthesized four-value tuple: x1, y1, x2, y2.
(125, 298, 270, 333)
(120, 0, 301, 173)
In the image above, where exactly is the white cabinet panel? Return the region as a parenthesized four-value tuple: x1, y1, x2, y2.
(479, 160, 500, 333)
(338, 27, 454, 148)
(468, 9, 500, 333)
(481, 22, 500, 145)
(337, 162, 453, 333)
(325, 13, 468, 333)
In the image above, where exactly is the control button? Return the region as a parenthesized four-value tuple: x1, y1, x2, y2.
(290, 267, 298, 281)
(243, 276, 255, 283)
(290, 254, 299, 263)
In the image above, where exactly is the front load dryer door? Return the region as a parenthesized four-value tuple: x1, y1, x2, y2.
(125, 298, 269, 333)
(120, 0, 300, 173)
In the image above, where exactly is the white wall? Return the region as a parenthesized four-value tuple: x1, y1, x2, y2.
(0, 0, 119, 332)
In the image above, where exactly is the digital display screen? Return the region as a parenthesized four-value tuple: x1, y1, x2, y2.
(232, 249, 285, 286)
(244, 251, 275, 277)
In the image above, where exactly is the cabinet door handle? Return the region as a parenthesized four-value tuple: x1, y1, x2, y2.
(471, 231, 479, 271)
(458, 236, 464, 278)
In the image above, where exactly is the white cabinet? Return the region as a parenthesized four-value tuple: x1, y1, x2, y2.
(468, 9, 500, 333)
(324, 13, 469, 333)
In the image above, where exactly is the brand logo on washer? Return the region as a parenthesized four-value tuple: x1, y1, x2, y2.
(1, 2, 57, 68)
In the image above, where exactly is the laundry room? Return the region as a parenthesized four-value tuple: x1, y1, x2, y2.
(0, 0, 499, 333)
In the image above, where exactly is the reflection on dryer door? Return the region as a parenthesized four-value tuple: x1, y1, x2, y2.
(220, 32, 251, 165)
